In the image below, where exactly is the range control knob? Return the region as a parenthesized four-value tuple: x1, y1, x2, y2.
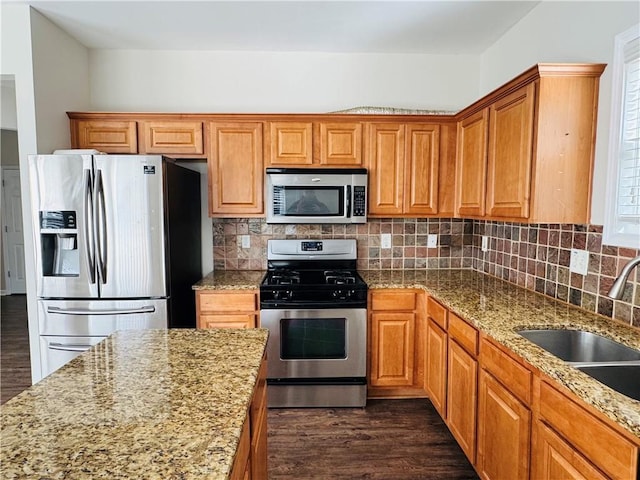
(273, 289, 293, 301)
(332, 289, 353, 300)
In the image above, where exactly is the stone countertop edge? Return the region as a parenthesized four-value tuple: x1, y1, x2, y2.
(192, 268, 640, 439)
(193, 270, 266, 290)
(0, 328, 270, 480)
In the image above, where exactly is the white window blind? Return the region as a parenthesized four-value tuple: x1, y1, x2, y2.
(604, 24, 640, 249)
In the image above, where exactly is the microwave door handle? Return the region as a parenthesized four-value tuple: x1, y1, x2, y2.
(346, 185, 351, 218)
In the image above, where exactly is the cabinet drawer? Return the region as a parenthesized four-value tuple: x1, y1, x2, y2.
(371, 290, 416, 311)
(480, 337, 531, 405)
(197, 291, 257, 312)
(427, 297, 448, 329)
(198, 314, 256, 329)
(539, 381, 638, 479)
(449, 313, 478, 355)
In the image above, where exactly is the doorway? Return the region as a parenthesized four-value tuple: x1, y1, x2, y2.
(2, 167, 26, 294)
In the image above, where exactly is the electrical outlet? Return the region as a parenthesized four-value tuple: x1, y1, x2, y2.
(481, 236, 489, 252)
(381, 233, 391, 249)
(241, 235, 251, 249)
(427, 234, 438, 248)
(569, 248, 589, 275)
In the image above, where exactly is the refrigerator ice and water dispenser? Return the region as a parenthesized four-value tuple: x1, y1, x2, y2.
(39, 210, 79, 277)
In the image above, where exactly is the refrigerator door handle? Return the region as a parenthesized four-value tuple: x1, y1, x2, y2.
(47, 305, 156, 315)
(83, 168, 96, 284)
(48, 342, 95, 352)
(95, 169, 108, 283)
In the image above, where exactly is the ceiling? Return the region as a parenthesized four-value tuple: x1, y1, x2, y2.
(14, 1, 540, 54)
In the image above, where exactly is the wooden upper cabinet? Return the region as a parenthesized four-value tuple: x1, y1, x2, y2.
(267, 121, 363, 167)
(140, 121, 204, 155)
(455, 109, 488, 217)
(367, 122, 443, 217)
(455, 63, 605, 223)
(268, 122, 313, 165)
(208, 122, 264, 216)
(485, 84, 535, 219)
(404, 124, 440, 215)
(73, 120, 138, 153)
(367, 123, 405, 215)
(318, 122, 363, 166)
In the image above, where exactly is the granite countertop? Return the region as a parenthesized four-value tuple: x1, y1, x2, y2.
(1, 328, 269, 479)
(192, 270, 266, 290)
(360, 269, 640, 439)
(190, 268, 640, 439)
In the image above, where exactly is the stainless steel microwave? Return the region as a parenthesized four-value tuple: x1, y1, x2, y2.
(265, 168, 367, 224)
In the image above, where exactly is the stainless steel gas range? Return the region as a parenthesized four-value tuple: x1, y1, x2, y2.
(259, 239, 368, 408)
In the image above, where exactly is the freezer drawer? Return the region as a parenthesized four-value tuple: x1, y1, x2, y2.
(40, 335, 106, 377)
(38, 299, 168, 336)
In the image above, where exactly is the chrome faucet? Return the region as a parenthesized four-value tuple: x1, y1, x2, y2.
(607, 255, 640, 300)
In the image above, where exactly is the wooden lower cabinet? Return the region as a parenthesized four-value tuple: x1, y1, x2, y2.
(446, 339, 477, 463)
(533, 421, 608, 480)
(368, 289, 426, 397)
(196, 290, 259, 329)
(425, 318, 447, 417)
(477, 369, 531, 480)
(230, 356, 268, 480)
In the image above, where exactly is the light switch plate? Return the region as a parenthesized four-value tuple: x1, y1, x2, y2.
(481, 236, 489, 252)
(569, 248, 589, 275)
(381, 233, 391, 249)
(241, 235, 251, 249)
(427, 234, 438, 248)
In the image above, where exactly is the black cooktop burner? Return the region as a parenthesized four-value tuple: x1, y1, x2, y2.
(260, 264, 367, 308)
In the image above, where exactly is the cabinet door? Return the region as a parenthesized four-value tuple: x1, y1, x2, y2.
(75, 120, 138, 153)
(455, 109, 488, 217)
(370, 311, 415, 387)
(141, 121, 204, 155)
(208, 122, 263, 216)
(404, 124, 440, 215)
(425, 318, 447, 417)
(319, 122, 363, 166)
(367, 123, 404, 216)
(486, 84, 535, 219)
(477, 369, 531, 480)
(533, 421, 608, 480)
(446, 339, 478, 463)
(268, 122, 313, 165)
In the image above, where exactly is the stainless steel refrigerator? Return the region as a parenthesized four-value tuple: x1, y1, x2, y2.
(28, 153, 201, 377)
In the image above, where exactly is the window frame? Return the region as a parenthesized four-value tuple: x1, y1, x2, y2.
(604, 23, 640, 249)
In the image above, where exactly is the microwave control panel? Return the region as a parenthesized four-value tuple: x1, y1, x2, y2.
(353, 186, 366, 217)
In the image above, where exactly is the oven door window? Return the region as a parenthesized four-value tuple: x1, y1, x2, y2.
(273, 186, 345, 217)
(280, 318, 346, 359)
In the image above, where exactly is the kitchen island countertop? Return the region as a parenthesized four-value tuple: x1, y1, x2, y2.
(0, 328, 269, 479)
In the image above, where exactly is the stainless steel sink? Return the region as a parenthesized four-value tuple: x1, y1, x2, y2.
(517, 329, 640, 401)
(516, 329, 640, 363)
(576, 364, 640, 401)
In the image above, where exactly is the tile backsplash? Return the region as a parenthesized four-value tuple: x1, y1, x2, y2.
(212, 217, 639, 327)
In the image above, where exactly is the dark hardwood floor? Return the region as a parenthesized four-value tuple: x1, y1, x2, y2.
(268, 399, 479, 480)
(0, 300, 478, 479)
(1, 294, 32, 405)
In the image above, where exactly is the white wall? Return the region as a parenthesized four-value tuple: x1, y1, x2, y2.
(89, 50, 479, 113)
(1, 5, 90, 383)
(1, 79, 18, 130)
(480, 1, 640, 226)
(31, 9, 90, 154)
